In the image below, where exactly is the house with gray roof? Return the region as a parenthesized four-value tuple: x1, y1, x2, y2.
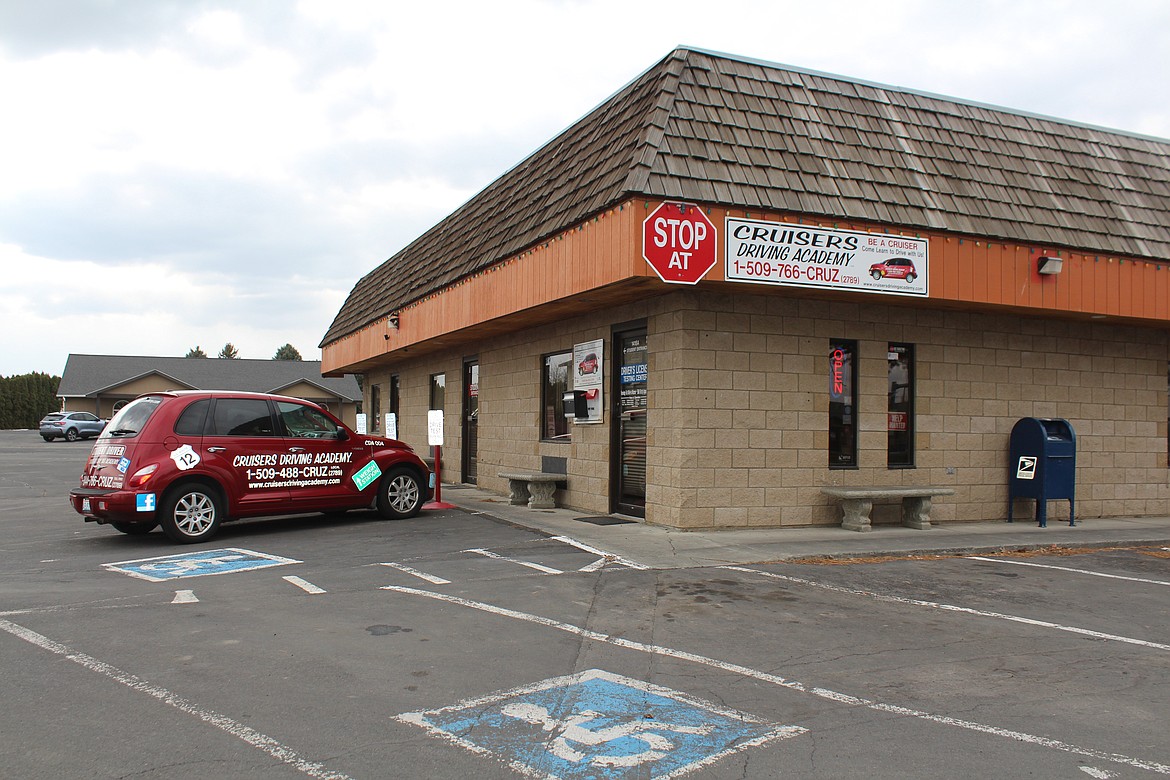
(58, 354, 362, 428)
(320, 47, 1170, 530)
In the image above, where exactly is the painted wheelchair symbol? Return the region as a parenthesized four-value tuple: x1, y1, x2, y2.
(502, 702, 714, 768)
(104, 548, 301, 582)
(136, 553, 246, 577)
(398, 668, 805, 779)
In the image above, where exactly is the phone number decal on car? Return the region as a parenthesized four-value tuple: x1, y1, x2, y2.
(725, 217, 928, 297)
(243, 465, 344, 481)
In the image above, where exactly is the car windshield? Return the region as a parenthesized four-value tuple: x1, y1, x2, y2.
(102, 396, 164, 437)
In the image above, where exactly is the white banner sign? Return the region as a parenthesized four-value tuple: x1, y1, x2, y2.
(725, 218, 929, 296)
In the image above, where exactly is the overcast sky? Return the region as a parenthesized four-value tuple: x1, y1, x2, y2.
(2, 0, 1168, 377)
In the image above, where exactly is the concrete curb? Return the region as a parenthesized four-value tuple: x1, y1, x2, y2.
(436, 483, 1170, 569)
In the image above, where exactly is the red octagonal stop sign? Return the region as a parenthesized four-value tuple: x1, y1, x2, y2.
(642, 202, 717, 285)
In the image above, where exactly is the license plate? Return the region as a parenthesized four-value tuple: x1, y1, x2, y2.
(82, 498, 91, 512)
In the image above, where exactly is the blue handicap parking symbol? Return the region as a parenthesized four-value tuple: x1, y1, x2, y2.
(397, 669, 805, 779)
(104, 548, 302, 582)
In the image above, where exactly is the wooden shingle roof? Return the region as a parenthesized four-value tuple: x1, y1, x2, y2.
(322, 47, 1170, 346)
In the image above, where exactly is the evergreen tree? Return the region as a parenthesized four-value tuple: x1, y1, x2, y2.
(272, 343, 303, 361)
(0, 372, 60, 428)
(218, 343, 239, 359)
(185, 346, 208, 358)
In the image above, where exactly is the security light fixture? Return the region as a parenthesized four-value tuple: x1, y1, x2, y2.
(1037, 255, 1063, 275)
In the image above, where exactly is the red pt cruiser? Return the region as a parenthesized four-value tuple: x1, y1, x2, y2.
(70, 391, 432, 543)
(869, 257, 918, 282)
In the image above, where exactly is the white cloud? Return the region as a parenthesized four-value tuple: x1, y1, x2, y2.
(0, 244, 336, 373)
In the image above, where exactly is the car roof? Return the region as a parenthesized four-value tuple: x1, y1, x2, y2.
(132, 389, 316, 404)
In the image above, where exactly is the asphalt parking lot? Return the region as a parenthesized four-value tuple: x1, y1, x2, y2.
(3, 430, 1170, 779)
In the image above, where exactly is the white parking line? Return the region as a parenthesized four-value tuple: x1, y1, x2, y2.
(378, 585, 1170, 775)
(967, 556, 1170, 587)
(378, 562, 451, 585)
(547, 535, 649, 570)
(464, 548, 562, 575)
(0, 618, 354, 780)
(282, 576, 326, 594)
(724, 566, 1170, 652)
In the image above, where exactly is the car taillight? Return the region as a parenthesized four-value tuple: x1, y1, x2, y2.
(128, 464, 158, 487)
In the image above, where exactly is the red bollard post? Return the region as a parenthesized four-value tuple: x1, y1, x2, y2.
(423, 444, 455, 510)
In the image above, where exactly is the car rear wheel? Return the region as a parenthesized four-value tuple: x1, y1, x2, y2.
(41, 435, 53, 442)
(376, 468, 425, 519)
(870, 270, 882, 280)
(112, 521, 158, 536)
(160, 484, 223, 543)
(65, 428, 79, 442)
(906, 272, 917, 283)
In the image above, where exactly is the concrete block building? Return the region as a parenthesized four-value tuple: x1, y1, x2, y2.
(321, 48, 1170, 529)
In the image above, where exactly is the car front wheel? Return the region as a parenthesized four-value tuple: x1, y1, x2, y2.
(160, 484, 223, 543)
(376, 468, 425, 519)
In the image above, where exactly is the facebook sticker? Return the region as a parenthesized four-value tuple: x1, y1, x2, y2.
(136, 493, 156, 512)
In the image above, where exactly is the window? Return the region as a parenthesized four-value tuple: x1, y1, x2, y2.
(887, 343, 914, 468)
(370, 384, 381, 432)
(828, 340, 858, 468)
(106, 396, 162, 437)
(174, 399, 211, 436)
(542, 351, 573, 441)
(390, 375, 400, 418)
(430, 373, 446, 411)
(208, 399, 276, 437)
(277, 401, 340, 439)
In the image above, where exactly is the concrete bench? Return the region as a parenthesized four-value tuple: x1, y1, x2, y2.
(498, 472, 564, 509)
(821, 486, 956, 532)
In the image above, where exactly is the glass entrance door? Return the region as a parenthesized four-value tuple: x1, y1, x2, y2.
(462, 359, 479, 483)
(612, 329, 648, 517)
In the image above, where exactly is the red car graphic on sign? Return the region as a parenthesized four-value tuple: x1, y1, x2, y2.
(578, 353, 599, 375)
(869, 257, 917, 282)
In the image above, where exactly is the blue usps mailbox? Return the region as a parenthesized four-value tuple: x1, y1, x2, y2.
(1008, 417, 1075, 527)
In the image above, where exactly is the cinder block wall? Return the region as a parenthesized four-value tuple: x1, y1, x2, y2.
(648, 290, 1169, 528)
(364, 288, 1169, 529)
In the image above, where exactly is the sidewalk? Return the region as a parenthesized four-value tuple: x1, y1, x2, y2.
(435, 483, 1170, 569)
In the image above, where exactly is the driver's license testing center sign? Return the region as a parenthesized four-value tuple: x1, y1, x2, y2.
(725, 217, 929, 296)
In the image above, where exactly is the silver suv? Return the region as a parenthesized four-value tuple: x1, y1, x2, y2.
(39, 411, 107, 442)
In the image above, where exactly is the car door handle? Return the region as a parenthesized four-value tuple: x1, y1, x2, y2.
(288, 447, 306, 453)
(207, 446, 227, 453)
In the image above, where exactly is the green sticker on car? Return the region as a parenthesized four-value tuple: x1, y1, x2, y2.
(352, 460, 382, 490)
